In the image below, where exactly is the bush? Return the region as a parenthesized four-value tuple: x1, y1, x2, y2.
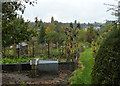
(92, 27, 120, 84)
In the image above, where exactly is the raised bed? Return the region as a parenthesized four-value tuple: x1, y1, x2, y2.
(1, 63, 31, 72)
(58, 62, 76, 71)
(1, 61, 75, 72)
(37, 60, 58, 73)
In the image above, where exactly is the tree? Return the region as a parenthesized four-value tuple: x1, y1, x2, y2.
(35, 17, 39, 26)
(2, 1, 37, 58)
(118, 1, 120, 27)
(64, 27, 80, 61)
(44, 28, 67, 58)
(70, 22, 73, 28)
(86, 26, 97, 44)
(2, 2, 21, 47)
(3, 16, 34, 46)
(77, 29, 86, 42)
(77, 23, 81, 29)
(44, 17, 56, 58)
(74, 20, 77, 28)
(74, 20, 77, 25)
(11, 17, 36, 58)
(51, 16, 54, 23)
(92, 1, 120, 84)
(45, 22, 56, 34)
(2, 1, 36, 47)
(105, 1, 120, 27)
(39, 23, 46, 44)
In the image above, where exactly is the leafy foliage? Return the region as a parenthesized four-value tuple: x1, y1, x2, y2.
(64, 27, 81, 61)
(2, 1, 37, 47)
(77, 23, 81, 29)
(92, 27, 120, 84)
(86, 26, 97, 44)
(39, 22, 46, 44)
(70, 22, 73, 28)
(92, 24, 114, 56)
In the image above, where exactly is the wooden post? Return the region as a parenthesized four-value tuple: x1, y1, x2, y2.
(30, 59, 39, 77)
(17, 43, 20, 59)
(31, 64, 37, 77)
(32, 41, 35, 57)
(48, 42, 50, 58)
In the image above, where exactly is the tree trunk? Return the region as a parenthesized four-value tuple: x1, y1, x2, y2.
(17, 43, 20, 59)
(3, 47, 6, 58)
(16, 43, 20, 58)
(48, 42, 50, 58)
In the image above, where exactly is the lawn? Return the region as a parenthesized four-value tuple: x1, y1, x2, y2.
(69, 48, 94, 84)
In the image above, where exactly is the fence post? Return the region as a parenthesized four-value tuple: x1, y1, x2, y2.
(32, 41, 35, 57)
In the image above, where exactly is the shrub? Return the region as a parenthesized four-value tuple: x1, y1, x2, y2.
(92, 27, 120, 84)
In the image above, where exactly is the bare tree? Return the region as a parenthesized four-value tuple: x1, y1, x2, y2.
(104, 0, 120, 27)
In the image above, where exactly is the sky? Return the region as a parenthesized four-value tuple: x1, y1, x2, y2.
(21, 0, 118, 23)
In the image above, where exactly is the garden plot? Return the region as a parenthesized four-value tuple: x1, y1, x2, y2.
(2, 61, 75, 85)
(2, 70, 72, 85)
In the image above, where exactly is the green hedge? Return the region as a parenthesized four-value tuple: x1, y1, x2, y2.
(92, 27, 120, 84)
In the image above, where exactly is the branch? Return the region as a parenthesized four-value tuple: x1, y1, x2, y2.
(104, 3, 117, 7)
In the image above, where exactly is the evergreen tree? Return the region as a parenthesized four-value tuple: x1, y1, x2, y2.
(70, 22, 73, 28)
(86, 26, 97, 44)
(77, 23, 81, 29)
(74, 20, 77, 25)
(51, 16, 54, 23)
(35, 17, 39, 26)
(39, 23, 46, 44)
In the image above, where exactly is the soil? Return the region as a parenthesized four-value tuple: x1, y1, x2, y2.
(2, 70, 73, 85)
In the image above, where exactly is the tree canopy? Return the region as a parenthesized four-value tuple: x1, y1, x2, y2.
(2, 1, 37, 47)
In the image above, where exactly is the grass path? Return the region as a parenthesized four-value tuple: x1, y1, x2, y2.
(69, 48, 94, 84)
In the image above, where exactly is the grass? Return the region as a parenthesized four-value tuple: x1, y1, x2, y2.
(69, 48, 94, 84)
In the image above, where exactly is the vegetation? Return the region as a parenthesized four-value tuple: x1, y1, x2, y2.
(2, 58, 34, 64)
(1, 56, 67, 64)
(86, 26, 97, 44)
(2, 1, 98, 61)
(1, 0, 120, 85)
(69, 48, 94, 84)
(2, 1, 37, 58)
(92, 1, 120, 84)
(92, 26, 120, 84)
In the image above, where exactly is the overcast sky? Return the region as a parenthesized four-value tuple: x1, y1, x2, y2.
(21, 0, 118, 23)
